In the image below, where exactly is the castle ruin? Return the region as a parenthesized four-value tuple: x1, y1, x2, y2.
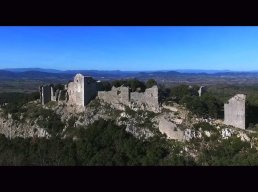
(39, 73, 98, 107)
(198, 86, 206, 97)
(130, 85, 159, 112)
(40, 73, 160, 112)
(224, 94, 246, 129)
(98, 85, 160, 112)
(98, 86, 130, 110)
(67, 74, 97, 107)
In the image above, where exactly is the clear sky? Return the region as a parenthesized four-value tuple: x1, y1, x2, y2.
(0, 26, 257, 71)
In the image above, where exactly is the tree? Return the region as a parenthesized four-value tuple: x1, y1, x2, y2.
(146, 79, 157, 88)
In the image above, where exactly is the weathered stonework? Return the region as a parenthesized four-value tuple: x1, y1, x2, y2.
(51, 86, 56, 101)
(224, 94, 246, 129)
(98, 86, 130, 110)
(130, 85, 160, 112)
(39, 74, 159, 112)
(40, 73, 98, 108)
(98, 85, 160, 112)
(39, 85, 52, 105)
(198, 86, 206, 97)
(67, 74, 97, 107)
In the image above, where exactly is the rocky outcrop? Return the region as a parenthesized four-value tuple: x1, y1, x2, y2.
(0, 113, 49, 138)
(125, 123, 154, 139)
(158, 116, 184, 141)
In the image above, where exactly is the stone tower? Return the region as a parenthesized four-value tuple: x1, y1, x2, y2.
(224, 94, 246, 129)
(67, 73, 97, 106)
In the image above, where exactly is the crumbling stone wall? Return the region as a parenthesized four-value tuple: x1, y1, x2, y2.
(98, 85, 160, 112)
(130, 85, 160, 112)
(39, 85, 52, 105)
(224, 94, 246, 129)
(51, 86, 56, 101)
(198, 86, 206, 97)
(52, 89, 67, 102)
(98, 86, 130, 110)
(40, 73, 97, 107)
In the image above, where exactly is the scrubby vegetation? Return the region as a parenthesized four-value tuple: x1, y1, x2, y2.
(196, 135, 258, 165)
(2, 81, 258, 166)
(0, 119, 194, 166)
(164, 84, 223, 119)
(0, 92, 39, 114)
(0, 118, 258, 166)
(97, 78, 157, 93)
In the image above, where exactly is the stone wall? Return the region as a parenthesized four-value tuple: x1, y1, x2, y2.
(98, 85, 160, 112)
(39, 85, 52, 105)
(198, 86, 206, 97)
(98, 86, 130, 110)
(40, 73, 97, 107)
(130, 85, 160, 112)
(51, 87, 56, 101)
(224, 94, 246, 129)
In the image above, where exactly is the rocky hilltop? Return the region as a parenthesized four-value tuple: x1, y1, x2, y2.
(0, 94, 254, 145)
(1, 73, 257, 159)
(2, 74, 258, 165)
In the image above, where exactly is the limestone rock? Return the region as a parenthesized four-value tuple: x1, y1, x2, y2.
(158, 116, 184, 141)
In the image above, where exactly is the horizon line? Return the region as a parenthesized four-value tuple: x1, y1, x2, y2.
(2, 68, 258, 72)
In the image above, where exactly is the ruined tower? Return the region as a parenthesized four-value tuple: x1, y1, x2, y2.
(224, 94, 246, 129)
(198, 86, 205, 97)
(39, 85, 52, 105)
(67, 73, 97, 107)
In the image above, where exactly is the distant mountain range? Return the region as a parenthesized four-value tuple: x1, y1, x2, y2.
(2, 68, 256, 74)
(3, 68, 62, 73)
(1, 68, 258, 81)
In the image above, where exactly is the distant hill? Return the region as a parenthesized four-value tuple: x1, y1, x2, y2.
(1, 68, 258, 82)
(1, 68, 258, 93)
(3, 68, 62, 73)
(0, 70, 73, 80)
(175, 69, 232, 74)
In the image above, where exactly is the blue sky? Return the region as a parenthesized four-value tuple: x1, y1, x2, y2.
(0, 26, 257, 71)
